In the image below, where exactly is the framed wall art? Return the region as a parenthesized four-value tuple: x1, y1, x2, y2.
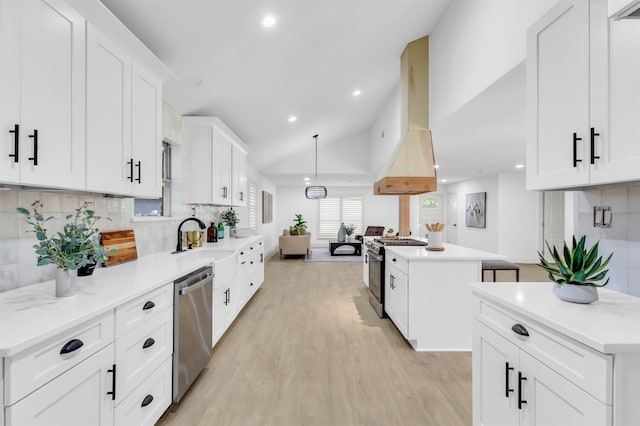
(465, 192, 486, 228)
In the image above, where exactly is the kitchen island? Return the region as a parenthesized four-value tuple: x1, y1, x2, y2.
(384, 243, 503, 351)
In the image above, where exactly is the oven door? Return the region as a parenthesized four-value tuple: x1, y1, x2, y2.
(368, 249, 384, 302)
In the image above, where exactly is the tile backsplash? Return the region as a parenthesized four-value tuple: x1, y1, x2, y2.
(576, 187, 640, 296)
(0, 189, 227, 292)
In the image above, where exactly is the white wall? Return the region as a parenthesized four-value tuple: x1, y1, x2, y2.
(276, 186, 398, 247)
(430, 0, 555, 126)
(247, 167, 280, 254)
(370, 87, 401, 176)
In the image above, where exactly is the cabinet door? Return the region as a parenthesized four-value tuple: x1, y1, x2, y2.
(363, 251, 369, 288)
(231, 145, 248, 206)
(0, 0, 21, 184)
(385, 265, 408, 338)
(526, 0, 590, 189)
(472, 321, 520, 426)
(212, 128, 233, 205)
(86, 24, 132, 195)
(19, 0, 86, 189)
(6, 345, 114, 426)
(186, 125, 214, 204)
(519, 351, 611, 426)
(591, 19, 640, 184)
(131, 62, 162, 198)
(213, 285, 230, 347)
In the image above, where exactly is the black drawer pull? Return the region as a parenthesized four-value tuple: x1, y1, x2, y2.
(590, 127, 600, 164)
(135, 160, 141, 183)
(141, 394, 154, 407)
(142, 338, 155, 349)
(127, 158, 134, 182)
(518, 372, 527, 409)
(392, 258, 397, 262)
(8, 124, 19, 162)
(28, 129, 38, 165)
(107, 364, 116, 400)
(505, 362, 514, 398)
(250, 282, 254, 286)
(143, 301, 155, 310)
(511, 323, 529, 337)
(572, 132, 582, 167)
(60, 338, 83, 355)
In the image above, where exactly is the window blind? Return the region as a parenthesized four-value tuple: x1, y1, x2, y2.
(248, 181, 257, 230)
(318, 195, 363, 238)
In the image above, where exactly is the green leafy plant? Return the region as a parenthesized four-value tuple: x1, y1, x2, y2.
(344, 224, 356, 236)
(17, 201, 113, 271)
(386, 228, 394, 235)
(537, 235, 612, 287)
(221, 208, 239, 229)
(290, 213, 307, 235)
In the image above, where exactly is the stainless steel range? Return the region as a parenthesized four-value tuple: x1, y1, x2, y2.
(366, 238, 427, 317)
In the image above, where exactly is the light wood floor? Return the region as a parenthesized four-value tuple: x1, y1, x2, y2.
(158, 256, 547, 426)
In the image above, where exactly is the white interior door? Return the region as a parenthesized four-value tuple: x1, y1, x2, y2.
(446, 193, 458, 244)
(542, 191, 565, 260)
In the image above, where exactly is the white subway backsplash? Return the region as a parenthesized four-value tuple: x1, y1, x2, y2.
(576, 188, 640, 297)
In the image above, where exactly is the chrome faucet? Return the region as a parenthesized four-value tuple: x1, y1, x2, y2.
(174, 217, 206, 253)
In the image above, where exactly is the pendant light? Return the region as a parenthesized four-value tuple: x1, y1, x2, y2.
(305, 134, 327, 199)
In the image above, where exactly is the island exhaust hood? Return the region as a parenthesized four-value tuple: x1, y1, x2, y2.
(374, 35, 437, 196)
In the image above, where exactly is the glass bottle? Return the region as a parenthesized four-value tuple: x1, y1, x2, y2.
(207, 222, 218, 243)
(217, 221, 225, 239)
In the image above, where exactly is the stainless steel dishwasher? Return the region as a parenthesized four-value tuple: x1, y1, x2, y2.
(173, 265, 213, 402)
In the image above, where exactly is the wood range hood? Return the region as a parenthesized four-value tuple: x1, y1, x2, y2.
(374, 36, 437, 236)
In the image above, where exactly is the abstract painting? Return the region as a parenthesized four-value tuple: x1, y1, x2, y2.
(465, 192, 486, 228)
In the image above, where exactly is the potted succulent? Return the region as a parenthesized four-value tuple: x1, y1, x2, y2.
(386, 228, 395, 236)
(17, 201, 113, 297)
(221, 208, 239, 237)
(289, 213, 307, 235)
(537, 235, 612, 304)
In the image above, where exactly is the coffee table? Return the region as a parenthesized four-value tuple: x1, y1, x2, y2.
(329, 240, 362, 256)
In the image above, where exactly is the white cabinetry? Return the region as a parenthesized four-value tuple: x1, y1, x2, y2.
(184, 116, 248, 206)
(384, 262, 408, 338)
(239, 238, 265, 304)
(86, 25, 162, 198)
(362, 250, 369, 288)
(527, 0, 640, 189)
(213, 252, 238, 347)
(0, 0, 86, 189)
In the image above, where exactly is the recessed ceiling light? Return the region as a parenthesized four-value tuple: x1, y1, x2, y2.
(434, 164, 440, 169)
(304, 177, 310, 181)
(288, 116, 297, 123)
(441, 179, 447, 183)
(515, 164, 525, 169)
(352, 89, 362, 97)
(262, 15, 276, 28)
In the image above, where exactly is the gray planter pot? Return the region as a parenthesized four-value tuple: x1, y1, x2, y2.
(553, 283, 599, 304)
(55, 268, 78, 297)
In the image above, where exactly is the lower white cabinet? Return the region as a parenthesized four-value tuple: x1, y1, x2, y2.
(6, 345, 115, 426)
(384, 263, 408, 338)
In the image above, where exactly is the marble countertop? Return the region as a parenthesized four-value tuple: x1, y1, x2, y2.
(0, 236, 263, 357)
(470, 282, 640, 354)
(385, 243, 505, 261)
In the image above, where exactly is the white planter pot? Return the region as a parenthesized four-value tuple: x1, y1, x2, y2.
(553, 283, 598, 304)
(55, 268, 78, 297)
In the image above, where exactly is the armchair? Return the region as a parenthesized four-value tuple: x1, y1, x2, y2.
(279, 229, 311, 259)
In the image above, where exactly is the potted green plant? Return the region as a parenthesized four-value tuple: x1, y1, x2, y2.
(289, 213, 307, 235)
(221, 208, 239, 237)
(386, 228, 395, 236)
(344, 224, 356, 240)
(537, 235, 612, 304)
(17, 201, 113, 297)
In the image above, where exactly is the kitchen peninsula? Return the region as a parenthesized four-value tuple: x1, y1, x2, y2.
(383, 243, 503, 351)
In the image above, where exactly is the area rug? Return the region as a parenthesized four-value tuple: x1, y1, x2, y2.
(305, 248, 363, 262)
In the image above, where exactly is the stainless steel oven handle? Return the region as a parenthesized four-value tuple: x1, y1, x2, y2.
(367, 250, 383, 262)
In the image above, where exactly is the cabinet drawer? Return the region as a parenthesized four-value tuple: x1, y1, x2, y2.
(387, 255, 408, 274)
(115, 307, 173, 402)
(115, 357, 172, 426)
(474, 297, 613, 404)
(4, 311, 114, 405)
(115, 283, 173, 338)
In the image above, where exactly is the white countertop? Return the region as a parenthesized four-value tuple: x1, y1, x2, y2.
(0, 236, 263, 357)
(385, 243, 505, 260)
(470, 282, 640, 354)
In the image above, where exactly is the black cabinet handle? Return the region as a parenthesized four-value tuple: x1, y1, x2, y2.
(143, 301, 155, 310)
(8, 124, 19, 162)
(590, 127, 600, 164)
(127, 158, 134, 182)
(511, 323, 529, 337)
(240, 251, 245, 255)
(518, 371, 527, 409)
(222, 186, 228, 198)
(260, 253, 264, 263)
(142, 337, 155, 349)
(141, 394, 154, 407)
(505, 362, 514, 397)
(60, 338, 84, 355)
(135, 160, 141, 183)
(28, 129, 38, 165)
(250, 261, 254, 265)
(250, 282, 254, 287)
(572, 133, 582, 167)
(240, 191, 244, 201)
(392, 258, 397, 262)
(107, 364, 116, 400)
(390, 275, 395, 289)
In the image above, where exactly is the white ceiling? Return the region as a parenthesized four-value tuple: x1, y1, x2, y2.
(101, 0, 527, 186)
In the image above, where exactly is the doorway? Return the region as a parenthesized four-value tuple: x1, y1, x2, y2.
(541, 191, 565, 260)
(418, 194, 443, 238)
(446, 193, 458, 244)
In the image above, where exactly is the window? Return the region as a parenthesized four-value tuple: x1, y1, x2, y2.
(318, 195, 363, 238)
(248, 181, 257, 230)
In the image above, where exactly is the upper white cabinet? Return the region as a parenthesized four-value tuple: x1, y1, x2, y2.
(0, 0, 86, 190)
(86, 25, 162, 198)
(185, 116, 249, 206)
(527, 0, 640, 190)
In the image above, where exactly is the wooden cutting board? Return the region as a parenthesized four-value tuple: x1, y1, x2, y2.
(100, 229, 138, 266)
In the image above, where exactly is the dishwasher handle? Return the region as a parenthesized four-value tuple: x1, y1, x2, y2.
(178, 273, 213, 296)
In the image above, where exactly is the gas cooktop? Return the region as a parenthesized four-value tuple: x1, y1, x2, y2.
(372, 238, 427, 246)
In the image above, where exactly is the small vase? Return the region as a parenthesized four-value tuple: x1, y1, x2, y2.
(55, 268, 78, 297)
(553, 283, 598, 304)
